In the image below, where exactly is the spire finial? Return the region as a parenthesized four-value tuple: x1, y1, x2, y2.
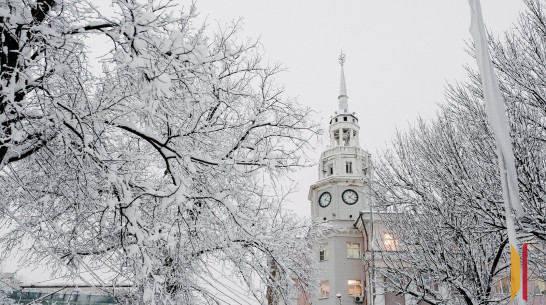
(338, 51, 348, 111)
(339, 51, 346, 67)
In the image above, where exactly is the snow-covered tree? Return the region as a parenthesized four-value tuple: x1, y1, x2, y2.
(374, 114, 511, 305)
(373, 1, 546, 304)
(487, 0, 546, 242)
(0, 281, 14, 305)
(0, 0, 322, 304)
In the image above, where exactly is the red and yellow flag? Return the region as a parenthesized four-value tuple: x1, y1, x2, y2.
(510, 244, 521, 300)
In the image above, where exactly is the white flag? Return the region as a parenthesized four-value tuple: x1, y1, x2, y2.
(468, 0, 524, 218)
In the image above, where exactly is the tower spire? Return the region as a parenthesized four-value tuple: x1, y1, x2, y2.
(338, 51, 348, 111)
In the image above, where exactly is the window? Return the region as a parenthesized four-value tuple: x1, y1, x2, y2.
(534, 279, 546, 295)
(346, 162, 353, 173)
(347, 242, 361, 259)
(320, 281, 330, 299)
(319, 244, 329, 261)
(341, 129, 348, 146)
(496, 277, 510, 295)
(383, 233, 398, 251)
(348, 280, 362, 296)
(325, 163, 333, 176)
(343, 116, 348, 121)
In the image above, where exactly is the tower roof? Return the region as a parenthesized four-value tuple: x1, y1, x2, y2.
(338, 52, 348, 111)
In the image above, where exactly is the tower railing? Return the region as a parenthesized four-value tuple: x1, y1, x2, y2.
(320, 146, 367, 159)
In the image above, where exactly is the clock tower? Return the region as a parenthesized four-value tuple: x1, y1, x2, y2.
(308, 53, 372, 304)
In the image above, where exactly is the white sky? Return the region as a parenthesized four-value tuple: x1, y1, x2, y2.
(194, 0, 527, 217)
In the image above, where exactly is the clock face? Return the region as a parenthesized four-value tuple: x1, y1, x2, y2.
(342, 189, 358, 205)
(318, 192, 332, 207)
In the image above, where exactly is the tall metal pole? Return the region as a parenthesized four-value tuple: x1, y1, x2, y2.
(368, 154, 376, 305)
(468, 1, 526, 303)
(499, 153, 526, 304)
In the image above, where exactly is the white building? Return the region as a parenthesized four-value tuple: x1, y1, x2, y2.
(308, 54, 408, 305)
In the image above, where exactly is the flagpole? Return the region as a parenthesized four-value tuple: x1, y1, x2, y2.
(368, 155, 376, 305)
(468, 1, 526, 304)
(499, 152, 525, 304)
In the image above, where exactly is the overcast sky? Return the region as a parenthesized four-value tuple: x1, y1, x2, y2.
(195, 0, 527, 217)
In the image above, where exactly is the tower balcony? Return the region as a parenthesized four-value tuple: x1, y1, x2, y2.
(320, 146, 368, 160)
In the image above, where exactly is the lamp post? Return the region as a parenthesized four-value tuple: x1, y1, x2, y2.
(368, 155, 376, 305)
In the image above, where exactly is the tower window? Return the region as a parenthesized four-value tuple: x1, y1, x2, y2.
(335, 118, 338, 122)
(348, 280, 362, 296)
(320, 281, 330, 299)
(346, 162, 353, 174)
(342, 129, 349, 146)
(325, 163, 333, 176)
(319, 244, 329, 261)
(344, 116, 347, 121)
(347, 242, 361, 259)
